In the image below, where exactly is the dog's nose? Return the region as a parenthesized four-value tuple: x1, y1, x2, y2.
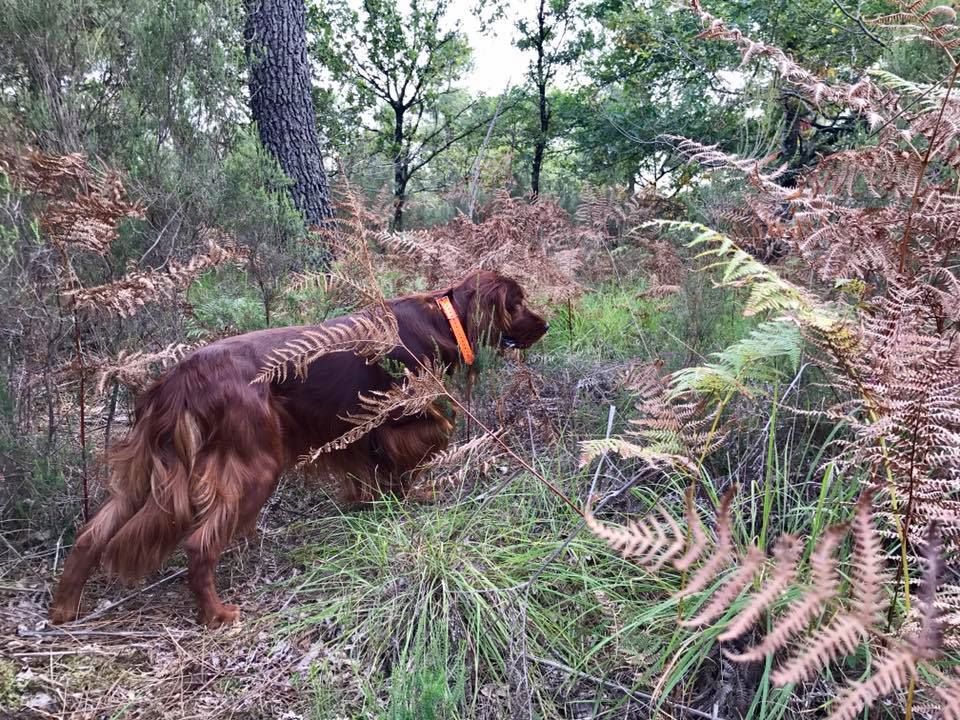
(544, 323, 550, 332)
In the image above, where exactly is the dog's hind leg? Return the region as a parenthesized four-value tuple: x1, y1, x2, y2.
(50, 495, 139, 624)
(183, 452, 246, 628)
(184, 411, 283, 628)
(184, 528, 238, 628)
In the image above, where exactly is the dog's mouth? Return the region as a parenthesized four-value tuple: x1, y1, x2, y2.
(500, 323, 549, 350)
(500, 334, 539, 350)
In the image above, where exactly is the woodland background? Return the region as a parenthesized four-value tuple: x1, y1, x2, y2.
(1, 0, 959, 718)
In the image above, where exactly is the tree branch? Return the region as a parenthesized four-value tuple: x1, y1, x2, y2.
(830, 0, 888, 48)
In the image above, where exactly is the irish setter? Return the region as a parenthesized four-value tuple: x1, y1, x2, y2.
(50, 270, 548, 627)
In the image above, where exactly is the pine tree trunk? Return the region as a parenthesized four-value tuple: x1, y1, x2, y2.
(244, 0, 333, 227)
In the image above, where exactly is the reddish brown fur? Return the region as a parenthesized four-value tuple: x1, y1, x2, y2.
(50, 271, 548, 627)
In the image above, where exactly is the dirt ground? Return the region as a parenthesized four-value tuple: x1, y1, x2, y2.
(1, 491, 349, 720)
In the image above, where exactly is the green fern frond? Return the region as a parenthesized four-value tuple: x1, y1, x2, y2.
(670, 320, 802, 397)
(869, 69, 949, 110)
(648, 219, 856, 348)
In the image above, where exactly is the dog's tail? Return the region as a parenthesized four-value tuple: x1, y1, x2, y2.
(88, 370, 203, 582)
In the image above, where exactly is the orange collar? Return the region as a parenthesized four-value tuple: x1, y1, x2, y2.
(436, 295, 475, 365)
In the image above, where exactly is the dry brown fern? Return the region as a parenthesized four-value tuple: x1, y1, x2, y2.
(584, 486, 713, 573)
(677, 0, 960, 620)
(587, 489, 958, 717)
(90, 344, 193, 394)
(257, 178, 459, 466)
(574, 184, 671, 241)
(815, 282, 960, 554)
(0, 147, 144, 256)
(939, 672, 960, 720)
(772, 493, 889, 686)
(718, 534, 803, 644)
(723, 526, 844, 661)
(258, 177, 407, 390)
(308, 176, 406, 309)
(679, 487, 738, 599)
(253, 310, 401, 385)
(382, 191, 584, 303)
(580, 361, 726, 476)
(407, 429, 506, 498)
(65, 233, 248, 317)
(825, 522, 953, 720)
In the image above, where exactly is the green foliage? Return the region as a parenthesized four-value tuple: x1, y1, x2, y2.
(0, 660, 19, 710)
(217, 129, 304, 243)
(312, 0, 485, 226)
(540, 283, 668, 359)
(185, 269, 267, 339)
(0, 379, 70, 529)
(670, 320, 802, 398)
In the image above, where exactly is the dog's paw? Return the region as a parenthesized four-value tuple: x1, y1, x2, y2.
(49, 603, 81, 625)
(201, 603, 241, 629)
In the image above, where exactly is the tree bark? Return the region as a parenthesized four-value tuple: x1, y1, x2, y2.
(244, 0, 334, 228)
(392, 103, 409, 230)
(530, 0, 549, 197)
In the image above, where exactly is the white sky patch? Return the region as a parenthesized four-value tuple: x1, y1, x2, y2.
(716, 69, 746, 92)
(451, 0, 528, 95)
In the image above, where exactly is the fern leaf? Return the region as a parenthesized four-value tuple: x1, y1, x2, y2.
(669, 320, 802, 398)
(725, 525, 845, 662)
(585, 500, 690, 572)
(578, 437, 700, 475)
(414, 429, 502, 473)
(679, 486, 737, 597)
(938, 672, 960, 720)
(849, 492, 889, 625)
(300, 364, 447, 462)
(772, 613, 868, 685)
(651, 504, 687, 571)
(675, 486, 709, 571)
(67, 235, 247, 318)
(826, 648, 917, 720)
(253, 311, 400, 384)
(681, 546, 764, 628)
(719, 534, 803, 643)
(772, 497, 886, 686)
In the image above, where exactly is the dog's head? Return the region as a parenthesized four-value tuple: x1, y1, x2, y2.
(445, 270, 549, 351)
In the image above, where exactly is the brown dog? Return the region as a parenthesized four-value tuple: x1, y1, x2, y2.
(50, 270, 548, 627)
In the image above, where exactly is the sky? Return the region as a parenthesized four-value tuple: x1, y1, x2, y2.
(452, 0, 528, 95)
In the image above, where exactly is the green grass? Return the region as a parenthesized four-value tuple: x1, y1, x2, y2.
(0, 659, 20, 711)
(541, 282, 668, 360)
(276, 475, 689, 718)
(539, 279, 758, 370)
